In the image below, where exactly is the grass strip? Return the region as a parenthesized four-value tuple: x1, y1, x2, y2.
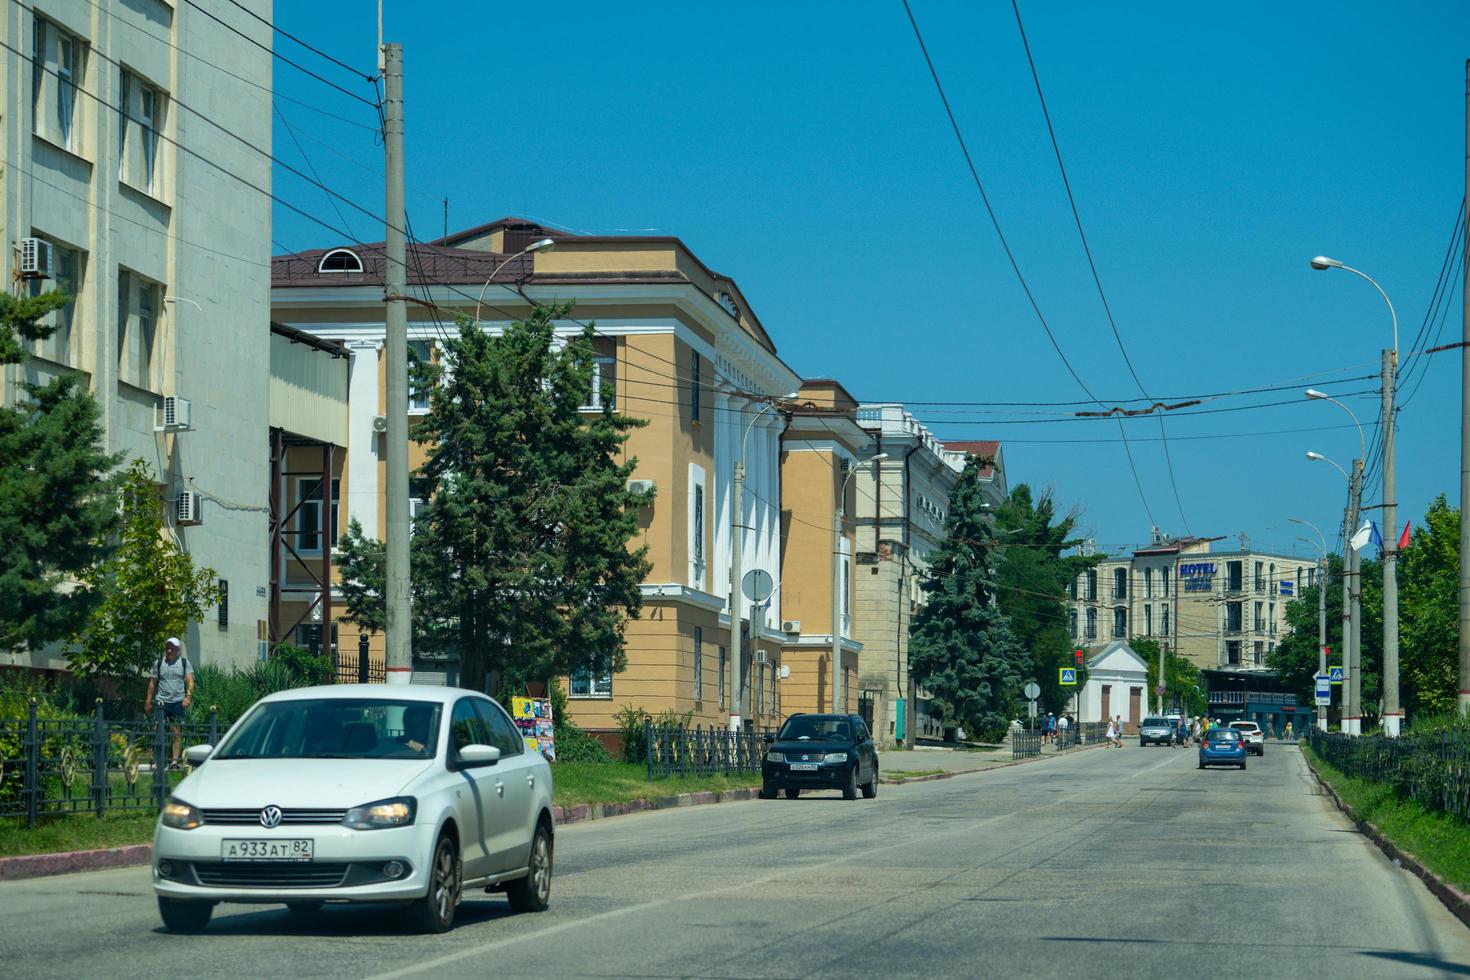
(882, 769, 946, 779)
(0, 812, 157, 858)
(1304, 745, 1470, 890)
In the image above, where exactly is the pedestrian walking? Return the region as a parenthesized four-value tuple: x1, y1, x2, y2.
(1104, 717, 1116, 747)
(145, 637, 194, 770)
(1043, 712, 1055, 744)
(1284, 720, 1294, 741)
(1113, 714, 1125, 747)
(1057, 712, 1070, 746)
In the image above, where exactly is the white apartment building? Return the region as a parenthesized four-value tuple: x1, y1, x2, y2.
(850, 404, 1006, 746)
(3, 0, 274, 669)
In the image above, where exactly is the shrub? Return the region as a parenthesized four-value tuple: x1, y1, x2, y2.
(547, 679, 611, 764)
(614, 703, 648, 764)
(272, 643, 333, 686)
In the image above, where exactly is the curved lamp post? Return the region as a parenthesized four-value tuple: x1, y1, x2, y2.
(832, 453, 887, 715)
(1307, 449, 1363, 733)
(1289, 516, 1329, 730)
(475, 237, 556, 325)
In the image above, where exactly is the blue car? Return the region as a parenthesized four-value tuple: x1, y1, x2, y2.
(1198, 729, 1247, 769)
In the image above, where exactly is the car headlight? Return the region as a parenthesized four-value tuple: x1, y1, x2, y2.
(160, 798, 203, 830)
(765, 751, 785, 763)
(342, 796, 417, 830)
(823, 752, 849, 764)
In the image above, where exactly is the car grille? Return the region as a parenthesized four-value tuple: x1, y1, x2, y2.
(201, 808, 347, 826)
(191, 862, 349, 888)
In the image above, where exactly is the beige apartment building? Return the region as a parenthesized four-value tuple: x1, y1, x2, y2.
(1067, 530, 1318, 672)
(270, 217, 805, 733)
(4, 0, 275, 671)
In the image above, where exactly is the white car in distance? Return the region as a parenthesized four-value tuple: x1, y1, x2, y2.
(152, 685, 554, 933)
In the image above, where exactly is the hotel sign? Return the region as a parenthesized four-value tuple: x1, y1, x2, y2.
(1180, 561, 1216, 593)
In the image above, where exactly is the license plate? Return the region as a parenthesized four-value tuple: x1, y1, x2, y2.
(222, 838, 313, 862)
(790, 763, 819, 771)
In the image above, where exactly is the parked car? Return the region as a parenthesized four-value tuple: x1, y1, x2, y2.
(761, 713, 878, 800)
(1138, 717, 1175, 747)
(1228, 721, 1265, 756)
(1198, 728, 1247, 769)
(152, 685, 554, 934)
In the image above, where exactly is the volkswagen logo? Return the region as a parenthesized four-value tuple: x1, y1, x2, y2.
(259, 805, 283, 829)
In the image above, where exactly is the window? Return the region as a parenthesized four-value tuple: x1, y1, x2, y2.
(1226, 561, 1243, 592)
(1160, 605, 1169, 638)
(1144, 605, 1153, 637)
(28, 236, 79, 364)
(689, 350, 701, 422)
(1066, 580, 1075, 600)
(117, 271, 162, 389)
(693, 626, 703, 702)
(33, 20, 82, 151)
(570, 659, 612, 698)
(1252, 641, 1263, 667)
(769, 663, 778, 716)
(56, 31, 76, 148)
(1269, 602, 1276, 636)
(119, 70, 164, 192)
(688, 465, 706, 589)
(1254, 601, 1264, 634)
(1068, 609, 1078, 639)
(218, 580, 228, 630)
(1085, 608, 1097, 639)
(582, 337, 616, 410)
(473, 699, 524, 757)
(409, 477, 430, 532)
(317, 248, 364, 273)
(1161, 566, 1170, 597)
(1144, 567, 1153, 599)
(842, 555, 852, 636)
(1225, 640, 1241, 666)
(295, 477, 341, 554)
(1225, 602, 1243, 633)
(1112, 607, 1126, 639)
(449, 698, 492, 756)
(408, 340, 431, 412)
(1113, 568, 1127, 600)
(1086, 570, 1097, 602)
(138, 281, 156, 383)
(718, 646, 727, 708)
(1254, 561, 1264, 592)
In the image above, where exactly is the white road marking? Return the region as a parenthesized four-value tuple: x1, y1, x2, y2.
(1129, 749, 1193, 777)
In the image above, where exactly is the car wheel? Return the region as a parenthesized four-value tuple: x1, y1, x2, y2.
(842, 768, 859, 800)
(862, 770, 878, 799)
(1239, 762, 1247, 769)
(1198, 761, 1205, 769)
(758, 785, 777, 800)
(158, 897, 214, 933)
(506, 823, 553, 914)
(286, 900, 324, 915)
(411, 833, 461, 934)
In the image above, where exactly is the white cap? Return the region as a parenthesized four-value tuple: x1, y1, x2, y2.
(165, 637, 182, 650)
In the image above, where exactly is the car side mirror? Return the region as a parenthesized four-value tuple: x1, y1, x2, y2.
(184, 744, 213, 765)
(456, 743, 501, 768)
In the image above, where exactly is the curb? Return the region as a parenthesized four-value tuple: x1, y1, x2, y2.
(1301, 750, 1470, 931)
(880, 739, 1109, 785)
(0, 843, 153, 882)
(551, 787, 759, 826)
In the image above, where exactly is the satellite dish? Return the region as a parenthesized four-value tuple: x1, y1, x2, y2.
(742, 569, 774, 603)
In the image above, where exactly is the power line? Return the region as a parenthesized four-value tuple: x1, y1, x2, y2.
(275, 103, 359, 244)
(899, 0, 1157, 527)
(211, 0, 377, 81)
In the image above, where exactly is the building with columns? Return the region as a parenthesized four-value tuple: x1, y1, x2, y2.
(269, 217, 803, 732)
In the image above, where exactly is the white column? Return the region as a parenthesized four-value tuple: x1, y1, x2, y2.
(713, 391, 733, 608)
(345, 341, 382, 533)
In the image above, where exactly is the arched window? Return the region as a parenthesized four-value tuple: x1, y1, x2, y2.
(317, 248, 363, 273)
(1086, 608, 1097, 639)
(1113, 606, 1127, 639)
(1113, 567, 1127, 600)
(1144, 567, 1153, 598)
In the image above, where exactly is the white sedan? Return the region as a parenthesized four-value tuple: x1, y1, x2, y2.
(152, 685, 554, 933)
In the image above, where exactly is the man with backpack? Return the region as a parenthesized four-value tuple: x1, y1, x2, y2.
(145, 638, 194, 770)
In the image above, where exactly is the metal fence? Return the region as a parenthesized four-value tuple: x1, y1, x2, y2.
(644, 724, 772, 778)
(332, 650, 386, 685)
(1, 701, 221, 828)
(1308, 727, 1470, 825)
(1012, 731, 1042, 759)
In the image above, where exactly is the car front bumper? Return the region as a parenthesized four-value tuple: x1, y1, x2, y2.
(762, 762, 854, 788)
(152, 822, 431, 904)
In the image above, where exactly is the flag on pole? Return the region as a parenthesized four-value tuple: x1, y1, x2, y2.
(1350, 519, 1373, 553)
(1398, 521, 1411, 551)
(1369, 521, 1384, 557)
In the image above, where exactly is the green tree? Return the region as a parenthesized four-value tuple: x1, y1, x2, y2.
(337, 517, 386, 636)
(1397, 495, 1459, 716)
(68, 460, 221, 695)
(0, 288, 120, 654)
(1133, 636, 1205, 717)
(909, 458, 1031, 741)
(403, 303, 652, 691)
(993, 484, 1100, 712)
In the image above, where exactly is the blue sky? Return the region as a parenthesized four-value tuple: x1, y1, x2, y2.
(270, 1, 1469, 559)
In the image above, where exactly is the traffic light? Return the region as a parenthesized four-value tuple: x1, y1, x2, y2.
(1074, 649, 1084, 666)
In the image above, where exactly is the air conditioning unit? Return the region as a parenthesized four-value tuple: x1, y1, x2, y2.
(175, 491, 204, 526)
(372, 415, 388, 433)
(627, 478, 655, 495)
(754, 650, 768, 664)
(155, 396, 192, 432)
(19, 237, 53, 279)
(782, 620, 800, 633)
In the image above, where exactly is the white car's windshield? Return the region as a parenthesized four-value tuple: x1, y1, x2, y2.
(214, 698, 442, 760)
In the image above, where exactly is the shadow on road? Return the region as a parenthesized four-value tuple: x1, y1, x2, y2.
(1360, 951, 1470, 975)
(155, 898, 517, 937)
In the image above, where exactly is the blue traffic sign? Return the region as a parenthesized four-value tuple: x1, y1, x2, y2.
(1058, 667, 1077, 686)
(1329, 666, 1345, 684)
(1314, 675, 1332, 706)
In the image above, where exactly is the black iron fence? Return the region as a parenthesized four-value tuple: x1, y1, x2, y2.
(644, 724, 772, 778)
(1308, 727, 1470, 825)
(1, 700, 221, 828)
(332, 650, 386, 685)
(1012, 731, 1042, 759)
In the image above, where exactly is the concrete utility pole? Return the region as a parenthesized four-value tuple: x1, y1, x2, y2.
(832, 474, 845, 715)
(1318, 552, 1327, 729)
(1382, 348, 1402, 735)
(1348, 459, 1363, 735)
(1460, 59, 1470, 718)
(1340, 503, 1352, 730)
(382, 43, 412, 685)
(1156, 641, 1165, 715)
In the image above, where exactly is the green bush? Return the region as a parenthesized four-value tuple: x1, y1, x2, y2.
(547, 679, 611, 764)
(187, 659, 315, 728)
(613, 703, 648, 763)
(0, 676, 75, 805)
(271, 643, 333, 686)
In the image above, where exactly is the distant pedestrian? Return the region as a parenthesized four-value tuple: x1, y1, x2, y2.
(1057, 713, 1070, 745)
(1285, 720, 1294, 741)
(145, 637, 194, 770)
(1113, 715, 1125, 747)
(1104, 717, 1116, 747)
(1043, 712, 1055, 744)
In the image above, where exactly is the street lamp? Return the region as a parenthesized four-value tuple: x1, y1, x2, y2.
(474, 237, 557, 325)
(832, 453, 887, 716)
(1306, 449, 1363, 733)
(1289, 517, 1329, 731)
(727, 393, 799, 732)
(1311, 255, 1401, 735)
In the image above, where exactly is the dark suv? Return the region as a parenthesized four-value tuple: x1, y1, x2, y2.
(760, 713, 878, 800)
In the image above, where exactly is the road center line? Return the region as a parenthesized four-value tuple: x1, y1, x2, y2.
(1129, 749, 1192, 777)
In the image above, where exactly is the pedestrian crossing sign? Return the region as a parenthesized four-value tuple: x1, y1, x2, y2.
(1329, 666, 1344, 684)
(1059, 667, 1077, 686)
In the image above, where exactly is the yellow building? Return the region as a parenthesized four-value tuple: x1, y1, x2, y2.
(776, 381, 869, 717)
(270, 218, 803, 734)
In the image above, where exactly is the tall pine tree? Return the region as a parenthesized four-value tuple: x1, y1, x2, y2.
(909, 457, 1031, 741)
(0, 289, 119, 654)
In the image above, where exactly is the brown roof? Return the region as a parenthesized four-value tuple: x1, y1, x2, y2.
(943, 440, 1001, 479)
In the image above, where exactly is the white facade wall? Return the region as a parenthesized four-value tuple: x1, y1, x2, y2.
(3, 0, 273, 669)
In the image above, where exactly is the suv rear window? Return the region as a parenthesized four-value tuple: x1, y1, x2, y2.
(1229, 722, 1260, 731)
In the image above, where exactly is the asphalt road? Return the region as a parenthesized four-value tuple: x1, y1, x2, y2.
(4, 743, 1469, 979)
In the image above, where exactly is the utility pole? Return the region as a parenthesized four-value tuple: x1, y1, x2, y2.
(1340, 503, 1352, 731)
(381, 42, 412, 685)
(1347, 459, 1363, 735)
(1317, 552, 1327, 731)
(833, 476, 847, 716)
(1382, 348, 1402, 735)
(1156, 641, 1165, 716)
(1460, 58, 1470, 718)
(728, 455, 745, 731)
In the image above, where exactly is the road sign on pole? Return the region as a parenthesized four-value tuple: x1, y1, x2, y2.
(1314, 675, 1332, 706)
(1024, 682, 1041, 701)
(1058, 668, 1077, 686)
(1329, 665, 1345, 684)
(1027, 699, 1038, 719)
